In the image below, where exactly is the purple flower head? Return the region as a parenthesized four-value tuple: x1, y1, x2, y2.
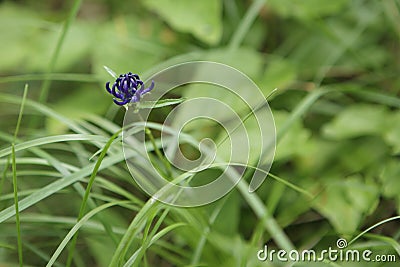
(105, 72, 154, 106)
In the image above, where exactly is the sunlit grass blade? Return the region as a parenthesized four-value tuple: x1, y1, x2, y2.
(46, 201, 128, 267)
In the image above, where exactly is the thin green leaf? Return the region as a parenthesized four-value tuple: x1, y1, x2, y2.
(46, 201, 128, 267)
(38, 0, 83, 104)
(137, 98, 186, 109)
(66, 129, 122, 267)
(124, 223, 187, 267)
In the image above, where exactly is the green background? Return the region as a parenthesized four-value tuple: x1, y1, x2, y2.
(0, 0, 399, 266)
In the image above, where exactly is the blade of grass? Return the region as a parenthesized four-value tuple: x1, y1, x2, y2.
(24, 242, 64, 267)
(65, 129, 122, 267)
(0, 134, 110, 158)
(0, 73, 98, 84)
(16, 212, 135, 235)
(0, 146, 134, 223)
(276, 89, 326, 143)
(348, 215, 400, 247)
(38, 0, 83, 104)
(0, 125, 151, 224)
(125, 223, 187, 267)
(0, 93, 88, 134)
(362, 233, 400, 257)
(191, 196, 228, 265)
(0, 156, 10, 206)
(131, 207, 179, 266)
(11, 144, 23, 267)
(109, 200, 155, 267)
(132, 121, 300, 253)
(236, 173, 295, 251)
(46, 201, 128, 267)
(13, 85, 28, 140)
(12, 84, 28, 267)
(1, 130, 127, 245)
(229, 0, 266, 50)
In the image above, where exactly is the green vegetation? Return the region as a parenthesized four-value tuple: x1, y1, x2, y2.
(1, 0, 400, 266)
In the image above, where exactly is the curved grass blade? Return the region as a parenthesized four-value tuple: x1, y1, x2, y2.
(46, 201, 128, 267)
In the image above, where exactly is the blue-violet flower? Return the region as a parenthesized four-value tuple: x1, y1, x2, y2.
(106, 72, 154, 106)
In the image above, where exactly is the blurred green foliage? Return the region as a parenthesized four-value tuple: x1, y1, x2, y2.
(1, 0, 400, 266)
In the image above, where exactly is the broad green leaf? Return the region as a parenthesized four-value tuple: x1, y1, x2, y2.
(380, 160, 400, 198)
(274, 110, 311, 161)
(383, 111, 400, 154)
(322, 104, 388, 139)
(380, 160, 400, 214)
(337, 137, 388, 174)
(142, 0, 222, 45)
(314, 175, 379, 234)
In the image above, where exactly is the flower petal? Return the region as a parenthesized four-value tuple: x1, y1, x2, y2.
(113, 97, 130, 106)
(105, 82, 112, 94)
(140, 80, 155, 95)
